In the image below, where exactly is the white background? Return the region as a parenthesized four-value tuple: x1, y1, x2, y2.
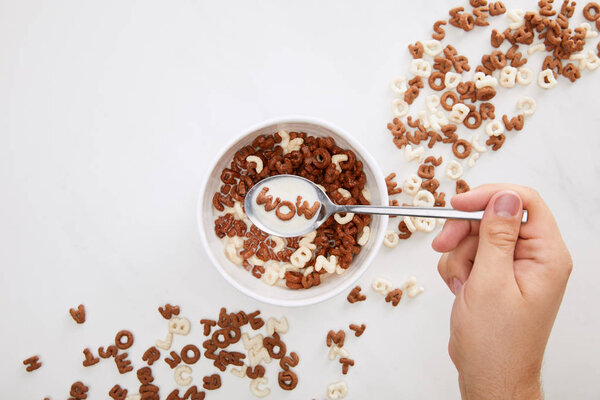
(1, 0, 599, 399)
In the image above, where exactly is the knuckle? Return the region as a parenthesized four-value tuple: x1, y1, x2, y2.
(521, 186, 541, 202)
(447, 341, 457, 364)
(561, 251, 573, 276)
(437, 255, 448, 277)
(484, 224, 518, 250)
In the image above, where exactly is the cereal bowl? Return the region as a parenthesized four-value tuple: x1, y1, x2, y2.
(197, 116, 389, 307)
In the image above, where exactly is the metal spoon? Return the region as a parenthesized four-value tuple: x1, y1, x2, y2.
(244, 174, 528, 238)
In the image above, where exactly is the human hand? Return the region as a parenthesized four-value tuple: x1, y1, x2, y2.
(432, 185, 572, 400)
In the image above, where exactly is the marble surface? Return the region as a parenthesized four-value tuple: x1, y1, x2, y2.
(1, 0, 599, 399)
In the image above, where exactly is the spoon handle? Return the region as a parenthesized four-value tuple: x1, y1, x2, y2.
(339, 205, 528, 223)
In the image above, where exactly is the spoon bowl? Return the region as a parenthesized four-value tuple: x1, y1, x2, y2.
(244, 175, 330, 238)
(245, 174, 528, 238)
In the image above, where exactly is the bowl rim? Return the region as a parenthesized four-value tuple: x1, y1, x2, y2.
(197, 115, 389, 307)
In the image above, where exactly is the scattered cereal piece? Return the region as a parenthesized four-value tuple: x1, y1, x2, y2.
(404, 144, 425, 163)
(586, 50, 600, 70)
(474, 71, 498, 88)
(385, 289, 403, 306)
(249, 377, 270, 398)
(200, 319, 216, 336)
(248, 347, 271, 367)
(424, 156, 442, 166)
(108, 384, 128, 400)
(414, 217, 437, 233)
(516, 67, 533, 85)
(527, 42, 546, 55)
(326, 330, 346, 348)
(385, 173, 403, 195)
(503, 114, 525, 131)
(181, 344, 201, 365)
(445, 160, 463, 180)
(485, 119, 505, 137)
(445, 72, 462, 89)
(349, 324, 366, 337)
(247, 365, 266, 379)
(22, 355, 42, 372)
(583, 2, 600, 21)
(516, 97, 536, 117)
(328, 345, 349, 361)
(174, 364, 193, 386)
(413, 190, 435, 207)
(266, 316, 288, 336)
(98, 345, 118, 359)
(448, 103, 470, 124)
(499, 66, 517, 87)
(165, 350, 182, 369)
(82, 348, 99, 367)
(115, 330, 134, 350)
(392, 98, 409, 117)
(339, 357, 355, 375)
(242, 332, 264, 351)
(456, 179, 471, 194)
(453, 139, 472, 159)
(402, 277, 425, 298)
(383, 230, 399, 248)
(580, 22, 598, 38)
(69, 304, 86, 324)
(156, 332, 173, 350)
(280, 352, 300, 371)
(372, 278, 393, 295)
(538, 69, 558, 89)
(391, 76, 408, 94)
(248, 311, 265, 330)
(182, 387, 203, 400)
(203, 374, 221, 390)
(347, 286, 367, 303)
(400, 217, 416, 236)
(158, 304, 180, 320)
(115, 352, 133, 374)
(263, 332, 287, 359)
(506, 8, 524, 28)
(471, 134, 488, 153)
(69, 381, 89, 400)
(142, 346, 160, 366)
(467, 152, 480, 168)
(278, 370, 298, 390)
(432, 20, 447, 40)
(169, 317, 191, 336)
(327, 381, 348, 399)
(231, 365, 248, 378)
(403, 174, 422, 196)
(486, 134, 505, 151)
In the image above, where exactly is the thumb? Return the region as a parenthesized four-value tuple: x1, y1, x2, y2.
(472, 190, 524, 280)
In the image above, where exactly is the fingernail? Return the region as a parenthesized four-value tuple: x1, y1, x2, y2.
(452, 277, 463, 295)
(493, 192, 521, 218)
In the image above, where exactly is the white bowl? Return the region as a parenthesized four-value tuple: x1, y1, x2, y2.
(197, 116, 389, 307)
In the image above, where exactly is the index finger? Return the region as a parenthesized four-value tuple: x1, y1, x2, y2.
(450, 184, 560, 240)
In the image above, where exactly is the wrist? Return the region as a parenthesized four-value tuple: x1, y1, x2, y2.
(459, 371, 542, 400)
